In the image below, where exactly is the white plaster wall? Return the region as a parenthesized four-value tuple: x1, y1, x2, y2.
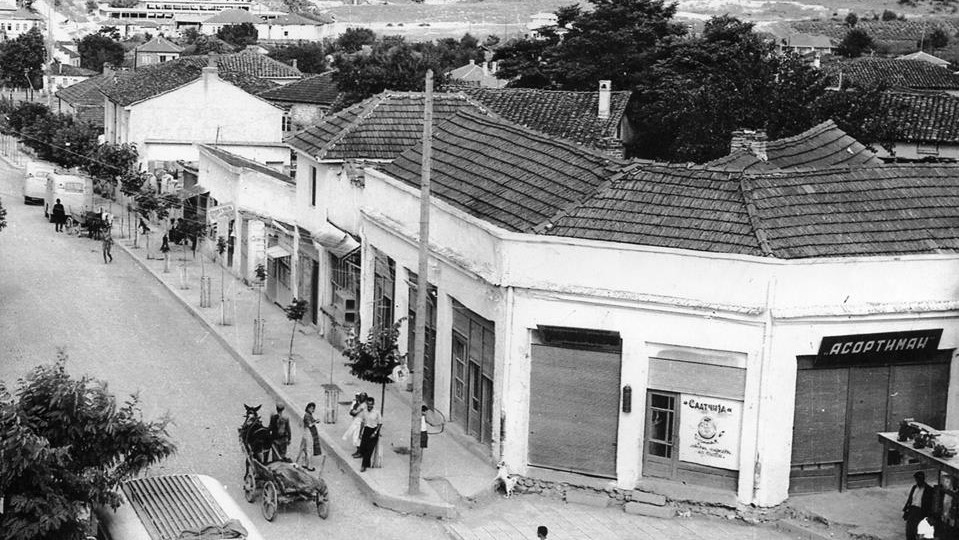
(125, 73, 283, 166)
(144, 142, 289, 169)
(257, 23, 326, 40)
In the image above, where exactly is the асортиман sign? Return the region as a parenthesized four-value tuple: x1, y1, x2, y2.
(816, 329, 942, 366)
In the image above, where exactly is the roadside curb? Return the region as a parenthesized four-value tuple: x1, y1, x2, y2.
(117, 241, 458, 520)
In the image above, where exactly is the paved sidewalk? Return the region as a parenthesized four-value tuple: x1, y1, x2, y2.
(105, 208, 494, 518)
(445, 494, 805, 540)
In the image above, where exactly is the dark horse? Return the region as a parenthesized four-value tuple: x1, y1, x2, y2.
(239, 404, 274, 463)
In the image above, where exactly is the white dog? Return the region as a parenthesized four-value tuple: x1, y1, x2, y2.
(495, 461, 517, 498)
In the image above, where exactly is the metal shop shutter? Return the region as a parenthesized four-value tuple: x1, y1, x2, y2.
(791, 369, 848, 466)
(529, 345, 621, 478)
(889, 363, 950, 431)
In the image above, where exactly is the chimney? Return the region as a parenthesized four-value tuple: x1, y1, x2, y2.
(291, 58, 298, 70)
(202, 54, 218, 90)
(58, 63, 62, 74)
(729, 129, 768, 161)
(482, 61, 488, 76)
(598, 80, 611, 119)
(813, 51, 821, 69)
(491, 61, 498, 74)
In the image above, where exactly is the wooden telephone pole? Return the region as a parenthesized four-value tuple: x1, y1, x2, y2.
(408, 69, 433, 495)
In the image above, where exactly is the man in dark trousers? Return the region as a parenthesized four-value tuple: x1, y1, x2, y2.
(904, 471, 935, 540)
(268, 403, 291, 461)
(358, 396, 382, 472)
(51, 199, 65, 232)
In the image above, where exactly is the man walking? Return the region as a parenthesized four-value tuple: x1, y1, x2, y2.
(51, 199, 65, 232)
(102, 227, 114, 264)
(358, 396, 382, 472)
(268, 403, 292, 460)
(903, 471, 935, 540)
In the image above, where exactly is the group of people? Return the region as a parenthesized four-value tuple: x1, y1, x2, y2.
(266, 402, 323, 471)
(343, 393, 384, 472)
(49, 199, 114, 264)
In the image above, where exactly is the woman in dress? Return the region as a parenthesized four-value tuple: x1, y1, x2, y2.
(296, 402, 321, 471)
(342, 392, 367, 457)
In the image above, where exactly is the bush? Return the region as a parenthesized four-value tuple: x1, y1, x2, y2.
(882, 9, 898, 21)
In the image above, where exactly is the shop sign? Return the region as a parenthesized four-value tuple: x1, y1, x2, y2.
(206, 203, 235, 223)
(678, 394, 742, 471)
(248, 219, 265, 271)
(816, 329, 942, 366)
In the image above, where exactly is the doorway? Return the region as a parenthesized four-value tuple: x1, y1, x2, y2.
(449, 300, 494, 444)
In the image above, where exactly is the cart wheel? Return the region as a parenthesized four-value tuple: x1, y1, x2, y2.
(315, 492, 329, 520)
(243, 468, 256, 503)
(261, 481, 278, 521)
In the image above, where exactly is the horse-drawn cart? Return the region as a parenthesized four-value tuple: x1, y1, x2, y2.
(238, 405, 330, 522)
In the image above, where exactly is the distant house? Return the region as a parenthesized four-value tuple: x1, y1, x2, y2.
(882, 91, 959, 160)
(822, 58, 959, 96)
(109, 19, 174, 39)
(43, 63, 98, 96)
(447, 59, 508, 89)
(526, 12, 557, 40)
(254, 12, 333, 41)
(259, 71, 339, 132)
(706, 120, 883, 171)
(779, 33, 836, 55)
(898, 50, 951, 68)
(53, 41, 80, 67)
(454, 82, 633, 157)
(100, 55, 288, 169)
(200, 8, 261, 35)
(0, 3, 43, 41)
(54, 67, 134, 128)
(134, 36, 183, 67)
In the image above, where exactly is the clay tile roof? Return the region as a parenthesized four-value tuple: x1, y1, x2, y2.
(99, 54, 293, 106)
(202, 8, 261, 25)
(199, 144, 293, 184)
(823, 58, 959, 91)
(379, 109, 624, 233)
(547, 162, 959, 259)
(136, 35, 183, 54)
(547, 165, 765, 256)
(740, 164, 959, 258)
(452, 85, 630, 150)
(0, 8, 44, 20)
(259, 71, 338, 105)
(266, 12, 327, 25)
(883, 91, 959, 144)
(706, 120, 883, 171)
(56, 71, 135, 107)
(286, 91, 487, 161)
(45, 63, 98, 77)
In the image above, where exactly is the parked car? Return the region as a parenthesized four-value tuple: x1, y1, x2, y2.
(94, 474, 266, 540)
(44, 172, 92, 222)
(23, 161, 55, 205)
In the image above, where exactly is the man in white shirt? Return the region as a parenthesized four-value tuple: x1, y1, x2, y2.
(903, 471, 934, 540)
(358, 397, 382, 472)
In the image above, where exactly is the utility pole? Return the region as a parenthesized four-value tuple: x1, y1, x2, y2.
(408, 69, 433, 496)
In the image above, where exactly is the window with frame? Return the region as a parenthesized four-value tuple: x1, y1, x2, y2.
(330, 250, 361, 326)
(917, 142, 939, 155)
(282, 115, 293, 132)
(371, 248, 395, 332)
(276, 255, 290, 287)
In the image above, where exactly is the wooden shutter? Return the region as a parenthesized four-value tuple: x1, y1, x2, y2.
(889, 363, 950, 430)
(529, 345, 620, 478)
(792, 369, 848, 465)
(846, 367, 890, 474)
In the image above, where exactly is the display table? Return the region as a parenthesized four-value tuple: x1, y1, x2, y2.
(878, 431, 959, 537)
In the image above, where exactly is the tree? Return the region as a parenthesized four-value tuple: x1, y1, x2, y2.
(181, 27, 200, 45)
(182, 34, 234, 56)
(0, 352, 176, 540)
(343, 320, 405, 414)
(493, 37, 556, 88)
(837, 28, 875, 58)
(816, 80, 902, 153)
(0, 27, 45, 90)
(282, 298, 309, 384)
(85, 142, 139, 189)
(335, 27, 376, 53)
(0, 198, 6, 232)
(217, 23, 258, 48)
(881, 9, 898, 21)
(77, 29, 125, 72)
(269, 41, 329, 74)
(5, 101, 49, 135)
(433, 33, 485, 71)
(85, 0, 97, 13)
(332, 36, 446, 107)
(845, 12, 858, 27)
(921, 28, 950, 51)
(493, 0, 687, 90)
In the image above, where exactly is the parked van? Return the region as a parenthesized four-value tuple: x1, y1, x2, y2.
(44, 172, 93, 222)
(23, 161, 55, 205)
(95, 474, 265, 540)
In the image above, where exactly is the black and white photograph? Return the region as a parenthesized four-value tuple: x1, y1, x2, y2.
(1, 0, 959, 538)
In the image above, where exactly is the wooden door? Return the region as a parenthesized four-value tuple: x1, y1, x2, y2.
(468, 360, 482, 439)
(451, 331, 468, 429)
(643, 391, 678, 480)
(845, 367, 890, 488)
(310, 260, 319, 325)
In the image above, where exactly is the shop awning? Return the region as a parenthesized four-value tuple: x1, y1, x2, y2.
(266, 245, 291, 259)
(313, 221, 360, 258)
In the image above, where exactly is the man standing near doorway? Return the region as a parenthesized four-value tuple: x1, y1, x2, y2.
(903, 471, 935, 540)
(358, 396, 382, 472)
